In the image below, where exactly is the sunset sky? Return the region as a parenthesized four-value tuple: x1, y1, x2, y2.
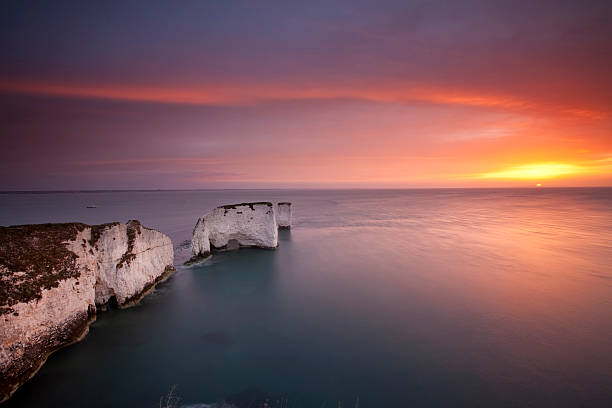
(1, 0, 611, 189)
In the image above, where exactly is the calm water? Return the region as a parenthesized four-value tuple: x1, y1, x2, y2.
(1, 189, 612, 407)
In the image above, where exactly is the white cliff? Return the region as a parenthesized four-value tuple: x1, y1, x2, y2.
(277, 202, 292, 229)
(0, 221, 174, 402)
(190, 202, 288, 263)
(191, 202, 277, 260)
(85, 221, 175, 306)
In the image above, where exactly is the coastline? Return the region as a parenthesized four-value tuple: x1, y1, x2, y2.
(1, 267, 177, 403)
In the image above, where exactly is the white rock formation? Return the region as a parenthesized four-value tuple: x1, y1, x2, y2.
(190, 202, 278, 262)
(0, 221, 174, 402)
(277, 202, 292, 229)
(85, 221, 175, 306)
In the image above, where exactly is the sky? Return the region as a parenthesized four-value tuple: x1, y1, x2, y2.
(1, 0, 611, 189)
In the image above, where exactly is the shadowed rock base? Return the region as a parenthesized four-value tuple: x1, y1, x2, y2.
(185, 252, 212, 266)
(120, 265, 176, 308)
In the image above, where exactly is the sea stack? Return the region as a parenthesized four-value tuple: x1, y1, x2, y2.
(0, 221, 174, 402)
(277, 202, 292, 229)
(190, 202, 278, 263)
(189, 201, 294, 264)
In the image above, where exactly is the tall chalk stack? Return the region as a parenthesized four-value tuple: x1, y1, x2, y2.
(277, 202, 292, 229)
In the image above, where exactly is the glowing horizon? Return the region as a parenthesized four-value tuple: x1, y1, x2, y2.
(475, 162, 601, 180)
(1, 1, 611, 189)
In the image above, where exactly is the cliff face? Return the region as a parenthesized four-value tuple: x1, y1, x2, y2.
(0, 221, 174, 402)
(84, 221, 175, 307)
(190, 202, 280, 262)
(277, 202, 292, 229)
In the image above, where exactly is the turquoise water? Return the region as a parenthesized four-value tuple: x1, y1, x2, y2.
(2, 189, 612, 407)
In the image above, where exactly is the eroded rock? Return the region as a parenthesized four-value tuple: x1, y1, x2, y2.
(189, 202, 290, 263)
(0, 221, 174, 402)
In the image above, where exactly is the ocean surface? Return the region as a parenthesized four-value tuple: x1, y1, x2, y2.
(1, 188, 612, 407)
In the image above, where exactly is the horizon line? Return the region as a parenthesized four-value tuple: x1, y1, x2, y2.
(1, 186, 611, 194)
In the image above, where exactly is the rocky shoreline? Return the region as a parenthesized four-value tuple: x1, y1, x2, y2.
(0, 201, 292, 402)
(0, 221, 175, 402)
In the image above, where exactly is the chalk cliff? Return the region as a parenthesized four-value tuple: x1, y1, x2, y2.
(0, 221, 174, 402)
(277, 202, 292, 229)
(190, 202, 285, 263)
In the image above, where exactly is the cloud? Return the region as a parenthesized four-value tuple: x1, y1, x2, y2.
(0, 80, 607, 122)
(1, 0, 611, 188)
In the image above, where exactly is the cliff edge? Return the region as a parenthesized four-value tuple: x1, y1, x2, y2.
(0, 221, 174, 402)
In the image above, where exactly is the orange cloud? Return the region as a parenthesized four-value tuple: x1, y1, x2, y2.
(0, 80, 607, 120)
(3, 78, 610, 188)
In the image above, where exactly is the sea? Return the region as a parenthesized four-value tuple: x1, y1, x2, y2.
(1, 188, 611, 407)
